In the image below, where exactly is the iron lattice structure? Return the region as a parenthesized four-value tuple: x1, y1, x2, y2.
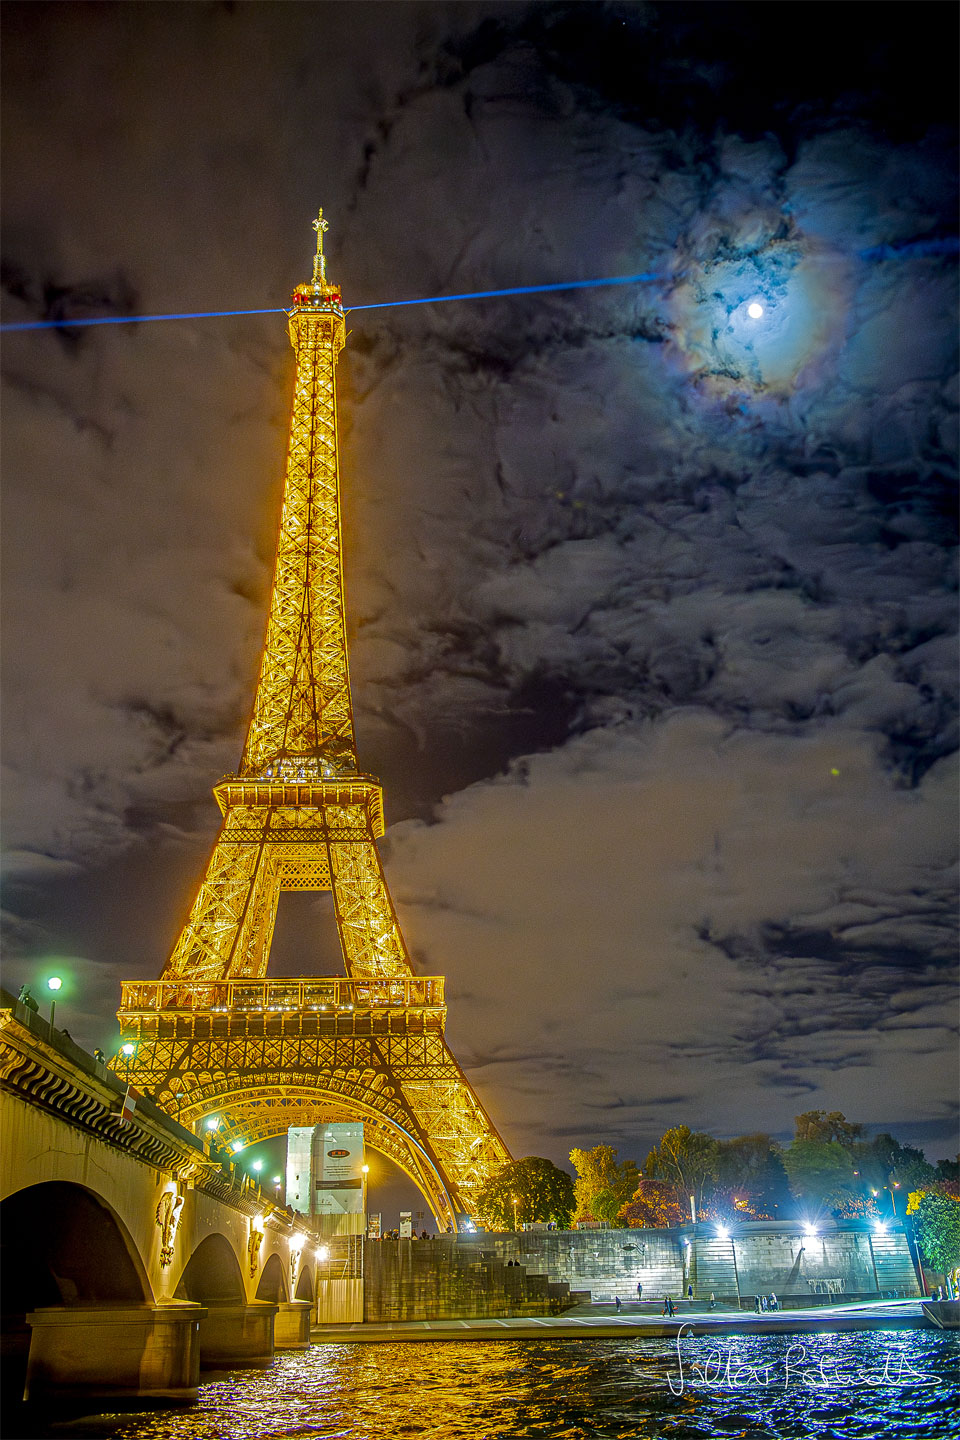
(115, 216, 510, 1229)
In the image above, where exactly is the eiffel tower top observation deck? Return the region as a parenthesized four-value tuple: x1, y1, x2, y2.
(115, 215, 510, 1227)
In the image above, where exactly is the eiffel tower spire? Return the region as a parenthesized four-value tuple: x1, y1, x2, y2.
(115, 215, 510, 1228)
(241, 209, 355, 781)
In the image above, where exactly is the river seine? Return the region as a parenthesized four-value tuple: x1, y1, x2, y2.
(24, 1330, 960, 1439)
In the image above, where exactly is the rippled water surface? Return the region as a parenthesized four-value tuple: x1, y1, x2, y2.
(29, 1330, 960, 1440)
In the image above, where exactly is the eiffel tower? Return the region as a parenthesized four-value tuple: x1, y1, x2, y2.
(114, 213, 510, 1230)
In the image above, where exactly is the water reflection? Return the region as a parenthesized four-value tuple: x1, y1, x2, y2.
(29, 1331, 960, 1440)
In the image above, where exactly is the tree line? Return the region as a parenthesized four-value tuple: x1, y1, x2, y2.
(473, 1110, 959, 1281)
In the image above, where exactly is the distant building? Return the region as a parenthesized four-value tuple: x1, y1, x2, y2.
(286, 1122, 364, 1218)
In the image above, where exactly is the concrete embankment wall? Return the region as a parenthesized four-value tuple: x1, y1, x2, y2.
(457, 1223, 920, 1304)
(457, 1229, 684, 1303)
(363, 1239, 572, 1322)
(350, 1224, 919, 1322)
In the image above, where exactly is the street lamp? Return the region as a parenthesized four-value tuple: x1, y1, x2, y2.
(46, 976, 63, 1028)
(511, 1194, 519, 1232)
(273, 1175, 282, 1200)
(361, 1162, 369, 1213)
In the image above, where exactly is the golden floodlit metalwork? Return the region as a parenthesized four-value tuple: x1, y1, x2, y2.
(115, 215, 510, 1229)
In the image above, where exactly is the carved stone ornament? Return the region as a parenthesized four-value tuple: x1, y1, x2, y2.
(248, 1224, 263, 1278)
(155, 1188, 184, 1267)
(289, 1243, 303, 1292)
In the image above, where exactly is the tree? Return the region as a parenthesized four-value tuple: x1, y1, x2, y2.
(645, 1126, 719, 1208)
(935, 1157, 959, 1185)
(715, 1133, 773, 1190)
(713, 1134, 790, 1218)
(794, 1110, 864, 1147)
(781, 1139, 858, 1212)
(907, 1191, 960, 1281)
(474, 1157, 575, 1231)
(851, 1133, 935, 1196)
(569, 1146, 639, 1224)
(617, 1178, 686, 1229)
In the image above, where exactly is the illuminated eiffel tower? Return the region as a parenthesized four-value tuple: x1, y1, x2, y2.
(115, 214, 510, 1229)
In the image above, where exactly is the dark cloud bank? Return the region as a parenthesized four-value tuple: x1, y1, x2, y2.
(1, 2, 957, 1163)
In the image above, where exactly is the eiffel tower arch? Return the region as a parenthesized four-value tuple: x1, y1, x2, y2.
(115, 214, 510, 1231)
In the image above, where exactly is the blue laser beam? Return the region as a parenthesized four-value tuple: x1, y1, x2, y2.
(0, 271, 664, 333)
(0, 306, 285, 333)
(348, 271, 664, 311)
(4, 242, 954, 334)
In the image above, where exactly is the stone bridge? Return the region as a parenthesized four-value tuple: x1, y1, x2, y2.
(0, 990, 356, 1405)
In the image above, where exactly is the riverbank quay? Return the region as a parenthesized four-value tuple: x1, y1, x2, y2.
(312, 1296, 931, 1343)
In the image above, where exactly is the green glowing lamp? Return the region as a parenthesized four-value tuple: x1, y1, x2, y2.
(46, 975, 63, 1028)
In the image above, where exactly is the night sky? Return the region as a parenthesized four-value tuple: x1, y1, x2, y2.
(2, 2, 957, 1173)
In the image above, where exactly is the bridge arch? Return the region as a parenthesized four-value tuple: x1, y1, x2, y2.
(0, 1180, 152, 1399)
(255, 1251, 288, 1303)
(1, 1180, 152, 1310)
(174, 1232, 245, 1305)
(295, 1264, 314, 1302)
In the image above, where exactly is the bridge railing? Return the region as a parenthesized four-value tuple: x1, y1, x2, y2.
(118, 976, 446, 1014)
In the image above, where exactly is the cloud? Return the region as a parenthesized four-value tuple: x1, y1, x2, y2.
(383, 716, 956, 1155)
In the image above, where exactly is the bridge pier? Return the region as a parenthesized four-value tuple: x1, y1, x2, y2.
(275, 1299, 312, 1349)
(24, 1302, 204, 1403)
(197, 1301, 278, 1369)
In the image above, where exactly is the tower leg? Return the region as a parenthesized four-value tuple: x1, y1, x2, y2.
(162, 829, 278, 982)
(329, 840, 413, 979)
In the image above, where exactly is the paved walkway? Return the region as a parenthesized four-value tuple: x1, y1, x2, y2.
(312, 1298, 927, 1343)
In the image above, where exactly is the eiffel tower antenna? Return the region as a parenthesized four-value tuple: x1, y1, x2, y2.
(115, 212, 510, 1230)
(311, 207, 328, 285)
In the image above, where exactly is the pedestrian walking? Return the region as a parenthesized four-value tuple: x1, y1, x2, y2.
(615, 1296, 622, 1313)
(754, 1295, 761, 1314)
(769, 1293, 778, 1312)
(709, 1292, 716, 1311)
(687, 1284, 693, 1300)
(636, 1281, 643, 1302)
(760, 1294, 768, 1313)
